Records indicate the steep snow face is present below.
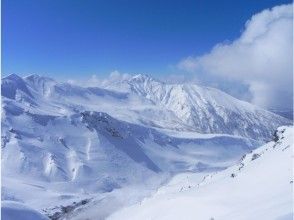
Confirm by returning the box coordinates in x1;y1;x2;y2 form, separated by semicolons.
2;74;290;141
108;126;293;220
107;74;290;140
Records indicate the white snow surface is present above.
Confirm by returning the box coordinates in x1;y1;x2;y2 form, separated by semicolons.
1;201;49;220
1;74;291;219
108;126;293;220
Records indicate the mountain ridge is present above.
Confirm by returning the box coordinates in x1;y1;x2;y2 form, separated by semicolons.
1;73;291;141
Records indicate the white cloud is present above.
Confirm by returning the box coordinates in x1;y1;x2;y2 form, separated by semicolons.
67;70;132;87
107;70;131;82
177;4;293;110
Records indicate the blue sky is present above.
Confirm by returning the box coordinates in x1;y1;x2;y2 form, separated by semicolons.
2;0;292;79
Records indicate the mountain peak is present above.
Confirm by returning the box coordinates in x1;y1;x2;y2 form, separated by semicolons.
129;74;162;84
1;74;33;100
3;74;23;81
24;74;56;83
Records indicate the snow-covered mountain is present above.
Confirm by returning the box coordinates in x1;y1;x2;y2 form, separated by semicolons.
108;126;293;220
2;74;290;140
106;74;290;140
1;74;291;219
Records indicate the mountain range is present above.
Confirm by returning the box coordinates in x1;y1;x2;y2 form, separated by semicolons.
1;73;292;220
2;74;290;140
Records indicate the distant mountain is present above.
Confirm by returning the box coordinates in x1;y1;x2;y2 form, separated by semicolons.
105;74;291;140
3;73;289;141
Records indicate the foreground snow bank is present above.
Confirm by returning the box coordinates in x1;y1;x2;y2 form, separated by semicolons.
1;201;49;220
108;126;293;220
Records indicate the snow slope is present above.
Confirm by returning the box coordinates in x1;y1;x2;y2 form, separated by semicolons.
2;107;258;218
108;126;293;220
1;201;49;220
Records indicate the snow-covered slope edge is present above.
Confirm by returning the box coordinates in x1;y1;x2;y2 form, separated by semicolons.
108;126;293;220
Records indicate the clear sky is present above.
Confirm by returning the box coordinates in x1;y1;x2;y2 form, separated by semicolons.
2;0;292;79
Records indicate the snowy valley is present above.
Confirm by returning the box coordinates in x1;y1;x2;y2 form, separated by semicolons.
1;74;292;220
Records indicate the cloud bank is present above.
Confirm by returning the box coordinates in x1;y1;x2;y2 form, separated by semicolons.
178;4;293;110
